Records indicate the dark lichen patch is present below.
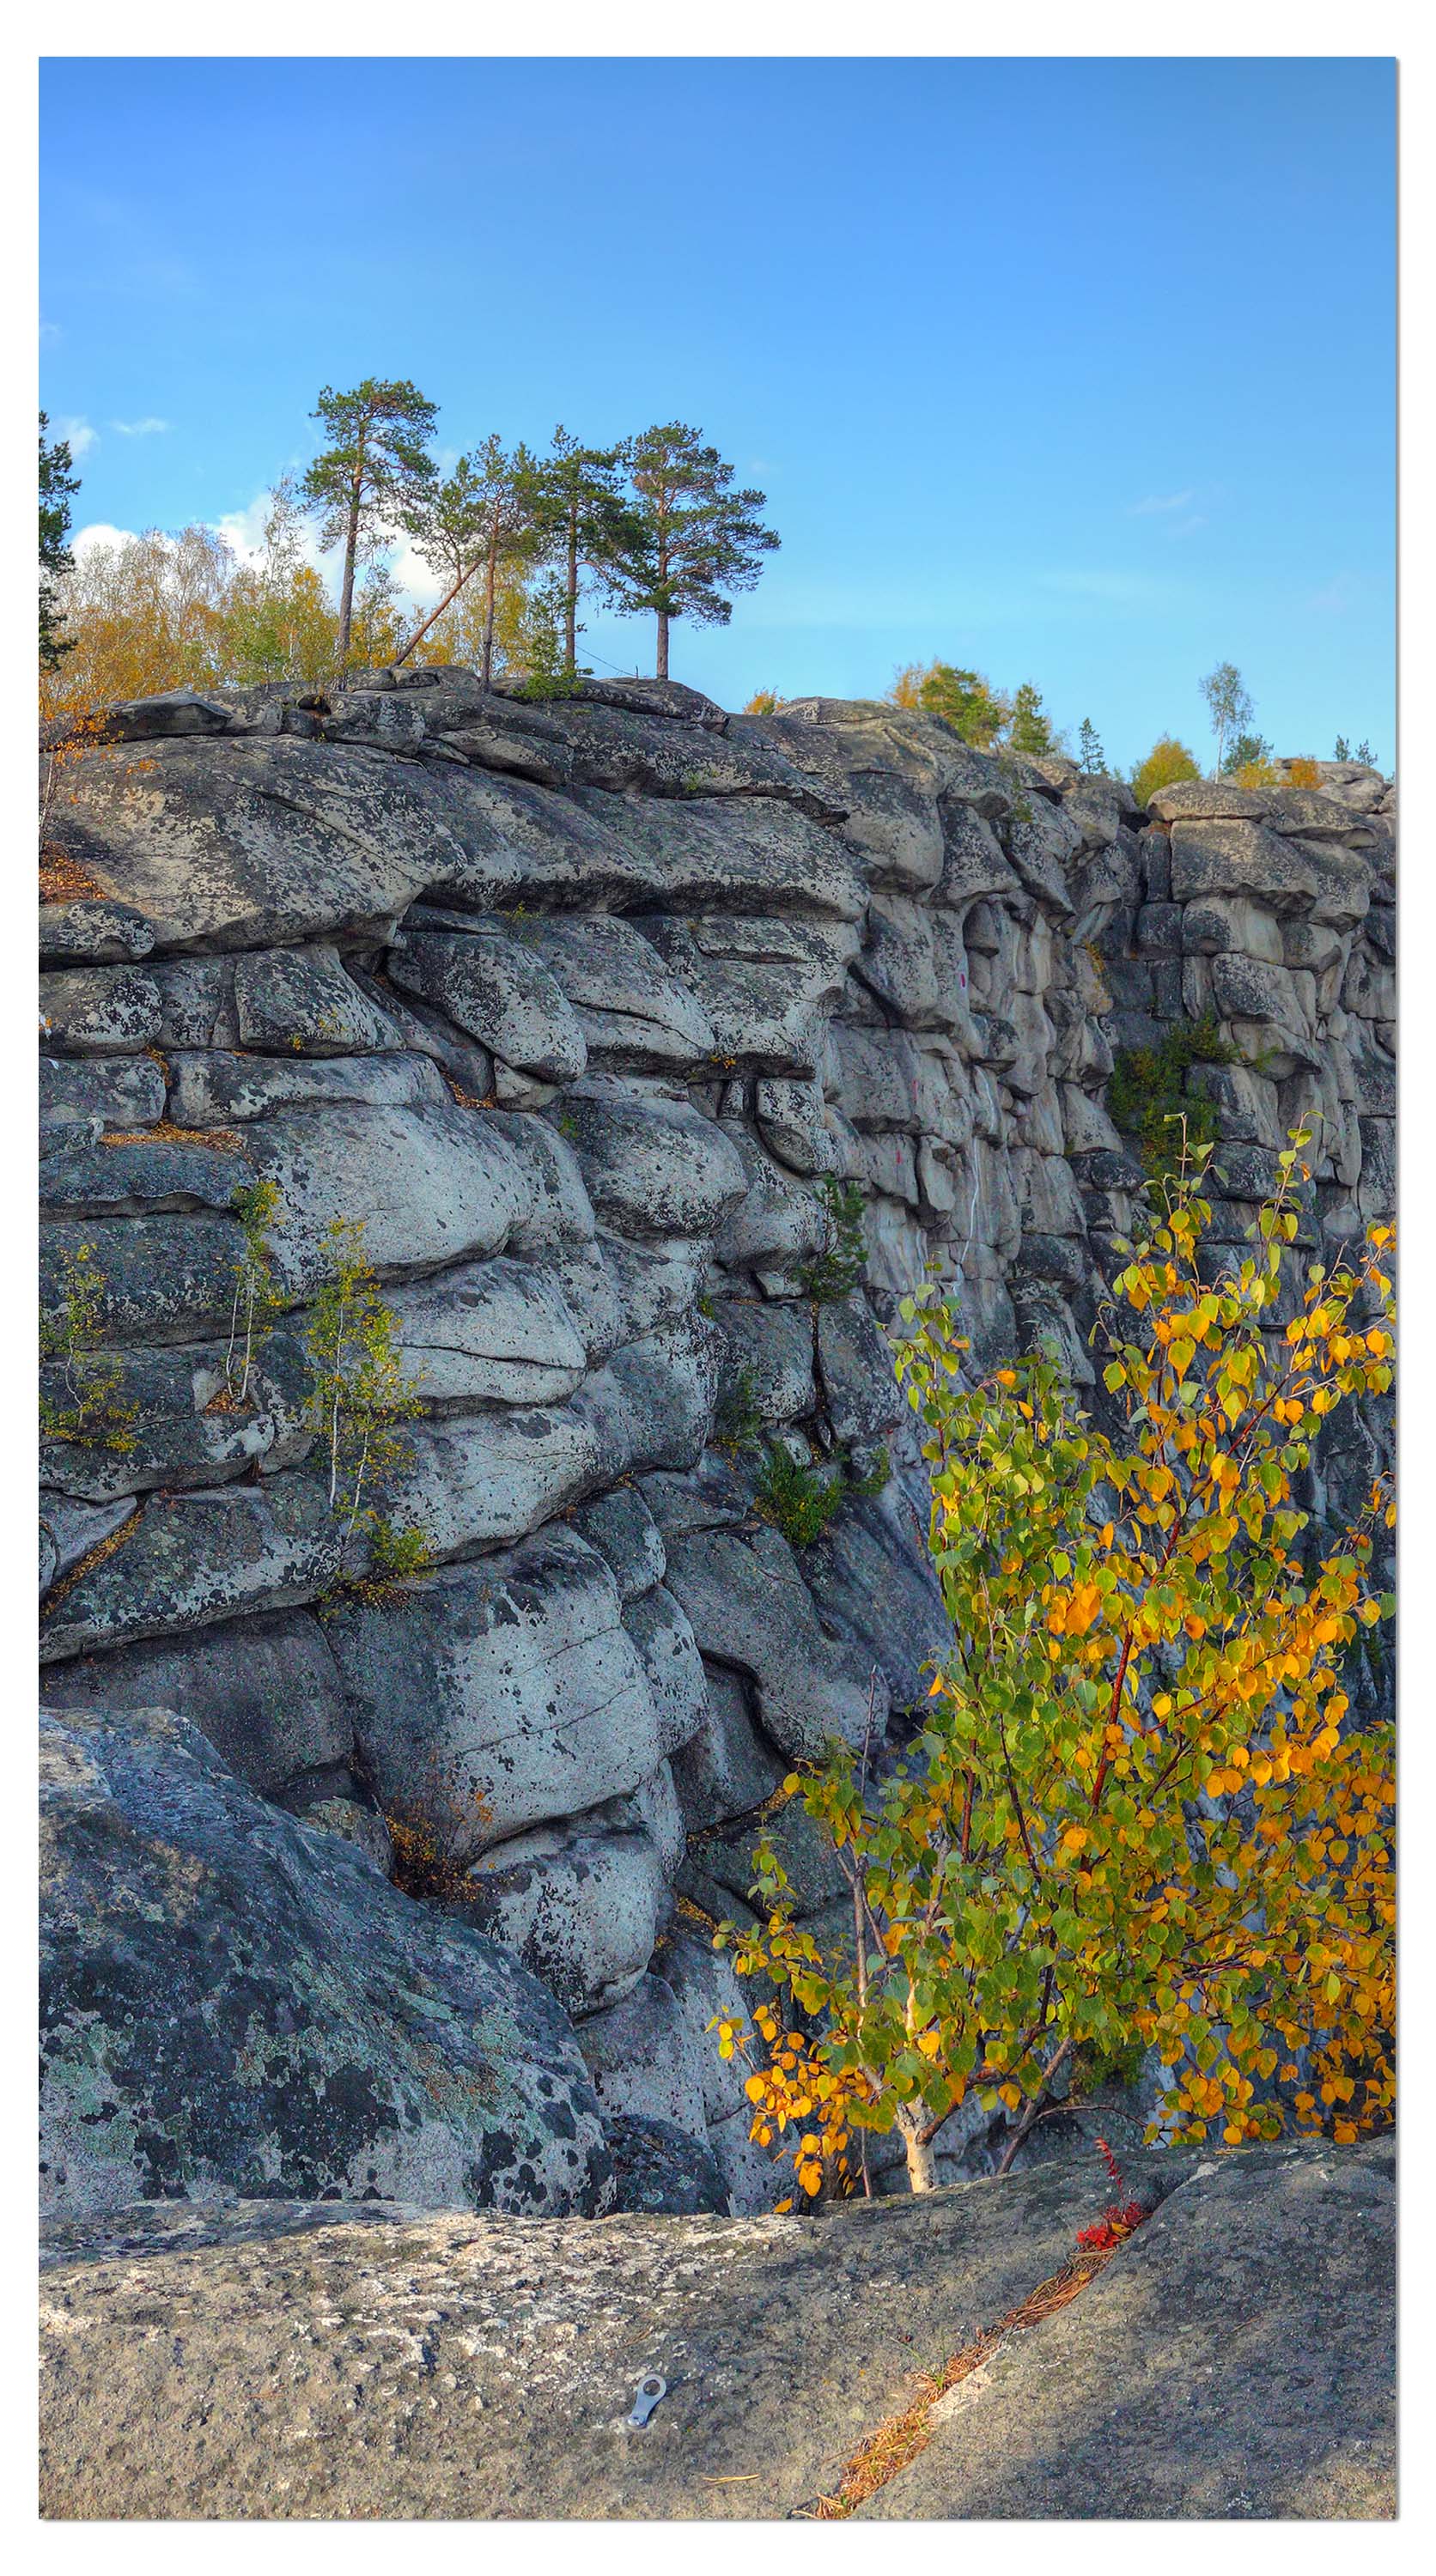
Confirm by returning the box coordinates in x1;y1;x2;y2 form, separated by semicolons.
40;1703;612;2217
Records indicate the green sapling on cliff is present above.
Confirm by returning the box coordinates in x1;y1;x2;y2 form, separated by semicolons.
304;1217;423;1540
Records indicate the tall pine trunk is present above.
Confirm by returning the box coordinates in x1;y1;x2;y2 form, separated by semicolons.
337;478;361;668
565;513;578;672
655;609;669;680
482;520;500;690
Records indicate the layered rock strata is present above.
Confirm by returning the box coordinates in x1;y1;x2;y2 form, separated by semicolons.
38;674;1395;2210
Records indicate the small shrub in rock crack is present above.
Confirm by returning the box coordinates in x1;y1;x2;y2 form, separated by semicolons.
221;1178;283;1406
1107;1013;1239;1182
304;1217;424;1538
755;1445;848;1548
714;1364;765;1459
794;1176;867;1303
40;1242;136;1454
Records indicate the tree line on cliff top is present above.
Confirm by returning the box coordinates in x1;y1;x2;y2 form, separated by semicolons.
39;383;778;712
40;404;1377;790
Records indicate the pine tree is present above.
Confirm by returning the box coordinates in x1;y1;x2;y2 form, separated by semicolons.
530;426;636;676
301;378;438;668
602;422;779;681
40;412;80;671
1007;681;1053;757
1078;717;1105;775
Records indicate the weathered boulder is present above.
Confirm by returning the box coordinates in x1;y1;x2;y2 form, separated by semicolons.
39;1700;613;2218
452;1804;673;2019
40;1478;342;1662
232;943;403;1054
40;1330;311;1501
390;921;587;1083
565;1091;748;1240
663;1520;889;1759
605;2115;729;2216
322;1527;664;1854
41;1607;355;1800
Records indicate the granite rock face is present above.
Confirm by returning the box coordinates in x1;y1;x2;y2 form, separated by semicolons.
37;2140;1392;2520
37;677;1396;2212
39;1699;613;2218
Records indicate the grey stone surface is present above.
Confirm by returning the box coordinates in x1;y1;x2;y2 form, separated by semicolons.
390;922;587;1082
167;1045;448;1124
323;1528;663;1854
664;1521;888;1759
605;2114;729;2215
233;944;402;1054
38;2142;1388;2520
861;2142;1395;2520
41;1607;354;1798
40;1214;246;1345
39;1700;612;2221
245;1102;537;1293
40;1134;252;1215
39;964;161;1053
40;1053;167;1132
452;1806;672;2018
40;900;156;964
566;1091;748;1240
622;1582;709;1759
575;1973;711;2137
40;1478;342;1662
386;1257;589;1406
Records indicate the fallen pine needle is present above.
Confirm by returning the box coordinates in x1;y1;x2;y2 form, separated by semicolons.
811;2244;1118;2518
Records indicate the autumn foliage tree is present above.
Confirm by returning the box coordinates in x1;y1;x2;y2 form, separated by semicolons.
888;660;1010;749
718;1139;1395;2198
1130;735;1201;809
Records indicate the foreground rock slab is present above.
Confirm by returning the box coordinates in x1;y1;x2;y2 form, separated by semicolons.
859;2141;1395;2522
38;2142;1391;2520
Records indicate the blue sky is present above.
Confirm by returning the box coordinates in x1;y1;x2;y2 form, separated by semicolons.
40;55;1395;768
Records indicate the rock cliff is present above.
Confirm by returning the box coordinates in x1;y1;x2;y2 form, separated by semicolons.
38;672;1395;2215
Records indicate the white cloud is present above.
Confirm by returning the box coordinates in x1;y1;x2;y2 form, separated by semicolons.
384;532;448;608
1129;489;1195;516
56;415;97;461
71;519;140;558
110;416;170;436
1307;573;1358;614
212;489;328;576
